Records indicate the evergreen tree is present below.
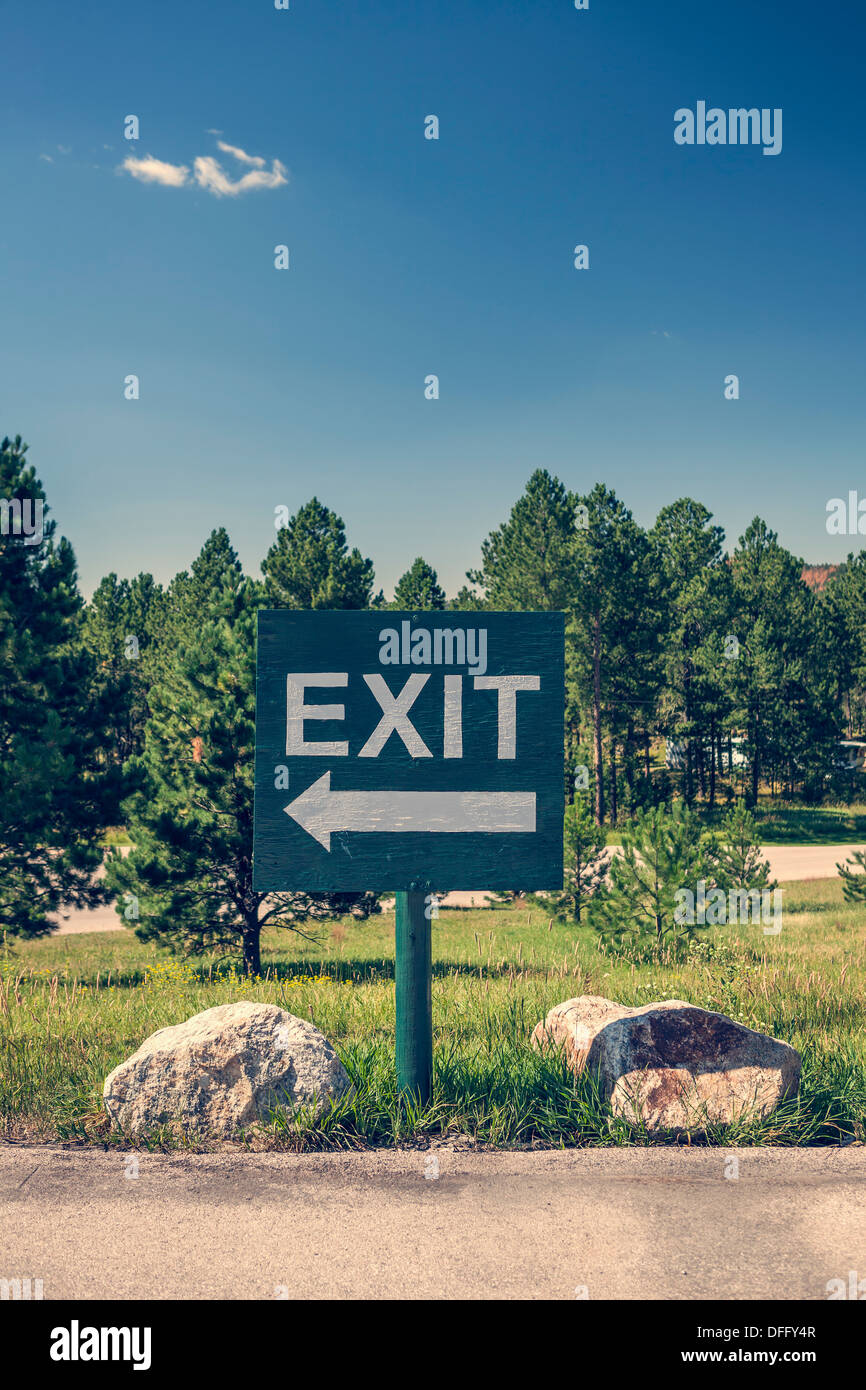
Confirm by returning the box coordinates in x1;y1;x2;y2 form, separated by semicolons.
107;540;376;975
816;557;866;739
710;798;776;894
0;436;122;937
448;584;485;611
554;798;609;921
82;571;166;763
836;849;866;903
392;557;446;609
569;485;658;825
171;528;244;623
261;498;374;609
591;802;712;951
467;470;578;609
650;500;730;807
150;529;245;677
729;520;840;803
686;564;736;809
106;568;268;973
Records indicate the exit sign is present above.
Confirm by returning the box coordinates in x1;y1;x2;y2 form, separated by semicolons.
253;611;564;892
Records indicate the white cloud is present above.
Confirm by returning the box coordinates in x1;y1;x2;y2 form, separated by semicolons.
120;137;287;197
122;154;190;188
216;140;266;168
193;154;288;197
39;153;53;163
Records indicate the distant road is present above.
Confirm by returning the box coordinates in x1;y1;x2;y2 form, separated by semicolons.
49;857;126;936
1;1146;863;1299
47;845;866;936
762;843;865;882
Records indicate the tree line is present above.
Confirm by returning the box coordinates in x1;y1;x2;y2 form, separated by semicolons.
3;434;865;966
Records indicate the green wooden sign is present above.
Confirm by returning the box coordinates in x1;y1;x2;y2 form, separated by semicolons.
253;610;564;893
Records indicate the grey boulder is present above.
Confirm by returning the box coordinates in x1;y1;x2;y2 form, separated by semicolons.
103;1001;351;1137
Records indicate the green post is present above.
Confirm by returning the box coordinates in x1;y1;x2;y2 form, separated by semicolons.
395;889;433;1102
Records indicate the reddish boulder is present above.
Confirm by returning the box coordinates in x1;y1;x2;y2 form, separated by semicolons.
532;995;800;1130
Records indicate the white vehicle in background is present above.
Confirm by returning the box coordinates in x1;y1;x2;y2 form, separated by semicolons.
665;738;747;770
834;741;866;772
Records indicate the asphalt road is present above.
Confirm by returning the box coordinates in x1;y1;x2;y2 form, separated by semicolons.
48;844;866;934
1;1146;863;1300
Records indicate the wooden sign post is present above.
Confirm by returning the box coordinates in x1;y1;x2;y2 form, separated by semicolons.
253;611;565;1103
395;890;433;1100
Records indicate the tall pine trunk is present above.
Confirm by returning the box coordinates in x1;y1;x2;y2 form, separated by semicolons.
610;738;618;826
593;614;605;824
625;718;635;793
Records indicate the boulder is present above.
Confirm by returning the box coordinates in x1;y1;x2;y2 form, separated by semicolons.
103;1001;351;1137
531;995;800;1131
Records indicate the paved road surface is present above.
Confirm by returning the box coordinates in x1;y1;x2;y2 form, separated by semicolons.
761;843;864;883
49;845;866;935
1;1146;863;1300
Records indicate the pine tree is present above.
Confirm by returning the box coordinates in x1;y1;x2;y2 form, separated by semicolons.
0;436;122;937
81;571;166;764
837;849;866;903
108;539;377;975
392;557;446;609
554;798;609;922
710;798;776;894
448;585;485;611
569;485;658;825
591;802;712;951
171;528;244;625
467;470;578;610
649;499;730;807
816;558;866;740
261;499;374;609
106;568;273;975
729;520;840;803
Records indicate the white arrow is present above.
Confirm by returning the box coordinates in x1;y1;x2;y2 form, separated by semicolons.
284;771;536;851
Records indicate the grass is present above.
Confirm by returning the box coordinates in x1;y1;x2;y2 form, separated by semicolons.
1;880;864;1151
100;828;133;847
746;801;866;845
604;800;866;846
106;800;866;853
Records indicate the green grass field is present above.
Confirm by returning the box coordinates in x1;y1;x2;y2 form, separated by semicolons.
102;802;866;852
2;877;864;1150
720;801;866;845
604;801;866;846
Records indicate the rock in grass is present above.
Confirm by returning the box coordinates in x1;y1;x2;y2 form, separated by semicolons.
103;1002;351;1137
531;995;800;1131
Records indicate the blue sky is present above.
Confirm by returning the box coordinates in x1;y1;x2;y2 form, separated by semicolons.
2;0;864;597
